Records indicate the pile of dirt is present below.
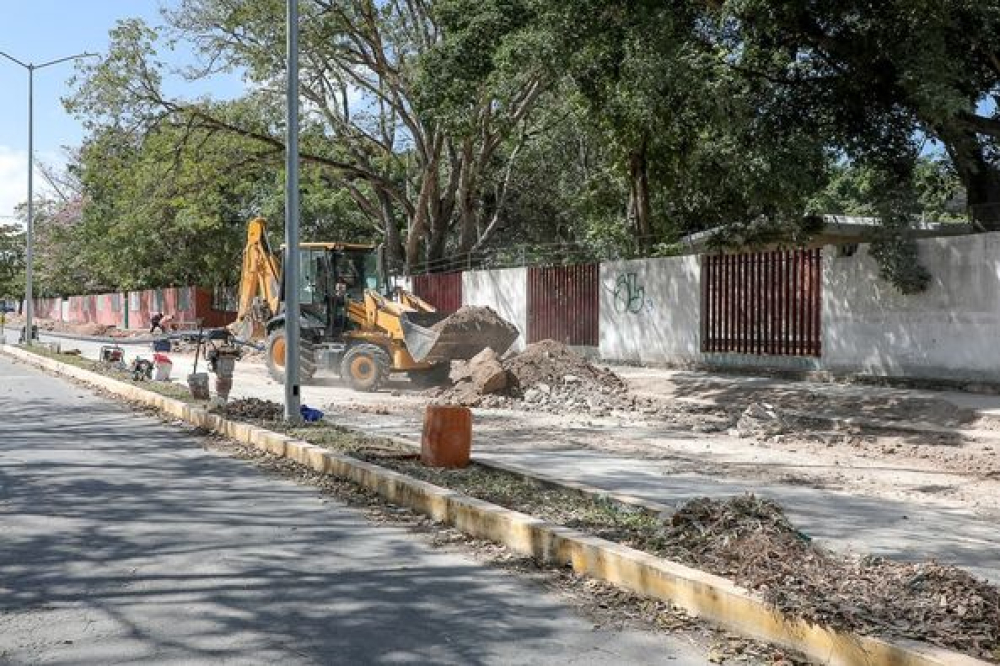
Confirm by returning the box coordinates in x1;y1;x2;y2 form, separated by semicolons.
660;495;1000;660
432;339;633;415
430;305;518;339
220;397;284;421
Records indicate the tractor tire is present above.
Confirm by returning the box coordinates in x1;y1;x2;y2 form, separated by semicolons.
265;327;317;384
341;343;390;393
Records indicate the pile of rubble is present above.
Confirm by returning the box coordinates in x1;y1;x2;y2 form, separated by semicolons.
432;339;635;416
220;397;284;421
660;495;1000;659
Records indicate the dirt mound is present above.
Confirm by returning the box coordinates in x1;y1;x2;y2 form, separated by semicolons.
432;339;631;413
660;495;1000;660
430;305;518;338
221;397;284;421
504;339;625;393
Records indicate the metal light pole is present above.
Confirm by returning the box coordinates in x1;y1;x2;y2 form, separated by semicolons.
0;50;98;346
283;0;302;421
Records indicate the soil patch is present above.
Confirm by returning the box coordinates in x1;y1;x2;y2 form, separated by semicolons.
430;305;517;338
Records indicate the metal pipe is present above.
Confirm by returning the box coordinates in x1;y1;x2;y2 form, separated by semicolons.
283;0;302;422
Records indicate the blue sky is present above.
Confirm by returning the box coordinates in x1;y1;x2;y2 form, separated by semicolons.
0;1;245;218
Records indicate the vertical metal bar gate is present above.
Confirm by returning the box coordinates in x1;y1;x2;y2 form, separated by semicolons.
701;248;821;357
412;272;463;313
527;264;599;346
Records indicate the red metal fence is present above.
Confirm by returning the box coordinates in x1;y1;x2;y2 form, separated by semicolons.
412;272;463;313
32;286;235;330
527;264;600;346
701;249;822;357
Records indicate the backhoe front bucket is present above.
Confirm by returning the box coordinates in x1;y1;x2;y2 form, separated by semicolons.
400;308;520;364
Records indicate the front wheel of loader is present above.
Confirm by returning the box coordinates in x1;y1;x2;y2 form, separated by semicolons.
341;344;390;393
265;327;317;384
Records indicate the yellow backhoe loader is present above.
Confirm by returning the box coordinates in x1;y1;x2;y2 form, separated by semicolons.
230;217;517;392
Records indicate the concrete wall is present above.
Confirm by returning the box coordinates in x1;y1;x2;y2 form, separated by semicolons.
823;232;1000;381
462;268;528;351
599;256;702;365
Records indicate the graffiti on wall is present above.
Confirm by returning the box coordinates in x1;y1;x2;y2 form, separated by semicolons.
611;272;653;314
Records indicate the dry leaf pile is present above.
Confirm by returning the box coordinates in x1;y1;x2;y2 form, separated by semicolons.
661;495;1000;661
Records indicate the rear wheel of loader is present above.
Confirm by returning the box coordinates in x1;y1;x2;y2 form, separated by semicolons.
341;344;390;392
265;327;317;383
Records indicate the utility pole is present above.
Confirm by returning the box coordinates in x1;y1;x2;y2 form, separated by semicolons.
0;50;98;346
283;0;302;422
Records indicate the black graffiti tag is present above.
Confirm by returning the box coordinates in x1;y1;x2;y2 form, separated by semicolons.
612;273;646;314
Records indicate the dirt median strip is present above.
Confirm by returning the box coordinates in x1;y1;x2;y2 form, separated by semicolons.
2;343;993;666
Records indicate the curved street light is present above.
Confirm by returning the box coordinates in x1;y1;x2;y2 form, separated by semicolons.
0;49;99;345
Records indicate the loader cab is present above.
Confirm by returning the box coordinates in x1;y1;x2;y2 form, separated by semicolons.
294;243;381;336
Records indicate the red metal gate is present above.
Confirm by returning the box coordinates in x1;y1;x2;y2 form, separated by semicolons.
412;272;463;313
701;249;822;357
527;264;599;346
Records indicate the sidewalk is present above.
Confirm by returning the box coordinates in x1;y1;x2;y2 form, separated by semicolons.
329;408;1000;585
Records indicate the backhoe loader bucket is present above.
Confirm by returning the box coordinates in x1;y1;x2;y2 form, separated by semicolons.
400;307;520;364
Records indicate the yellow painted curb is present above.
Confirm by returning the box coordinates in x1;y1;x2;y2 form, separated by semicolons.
2;344;989;666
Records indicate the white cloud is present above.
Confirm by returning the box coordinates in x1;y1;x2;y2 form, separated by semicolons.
0;145;62;221
0;145;27;220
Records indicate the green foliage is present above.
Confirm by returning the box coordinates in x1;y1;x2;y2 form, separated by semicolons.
57;0;1000;294
0;223;25;301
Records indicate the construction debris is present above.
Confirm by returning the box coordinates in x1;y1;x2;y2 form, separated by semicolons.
733;402;790;438
446;347;509;404
220;397;284;421
432;339;631;415
659;495;1000;660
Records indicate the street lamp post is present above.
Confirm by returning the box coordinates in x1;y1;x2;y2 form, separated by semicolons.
284;0;302;422
0;50;98;345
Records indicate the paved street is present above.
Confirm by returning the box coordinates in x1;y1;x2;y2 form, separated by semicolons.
0;354;709;665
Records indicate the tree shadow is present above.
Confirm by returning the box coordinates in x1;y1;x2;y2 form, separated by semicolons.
0;391;628;665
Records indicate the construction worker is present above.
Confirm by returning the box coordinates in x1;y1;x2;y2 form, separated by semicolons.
150;312;166;334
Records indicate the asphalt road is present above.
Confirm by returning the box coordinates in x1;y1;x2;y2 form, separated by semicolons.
0;354;709;665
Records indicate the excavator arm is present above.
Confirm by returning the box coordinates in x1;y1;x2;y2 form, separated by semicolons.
231;217;282;341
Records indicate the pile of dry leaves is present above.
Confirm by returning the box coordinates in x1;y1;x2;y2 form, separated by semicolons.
661;495;1000;661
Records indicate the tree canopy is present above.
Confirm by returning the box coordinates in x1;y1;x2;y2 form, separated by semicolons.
8;0;992;297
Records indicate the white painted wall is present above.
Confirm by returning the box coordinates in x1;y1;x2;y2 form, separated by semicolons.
462;267;529;351
823;232;1000;381
599;256;702;364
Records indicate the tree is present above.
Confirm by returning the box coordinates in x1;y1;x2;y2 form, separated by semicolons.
67;3;549;273
425;0;831;253
706;0;1000;229
0;223;25;305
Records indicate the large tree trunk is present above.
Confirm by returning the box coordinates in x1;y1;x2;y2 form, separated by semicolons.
940;125;1000;230
377;189;404;273
965;167;1000;230
627;137;652;253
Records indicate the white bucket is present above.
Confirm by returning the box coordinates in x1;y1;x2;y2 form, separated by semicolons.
154;361;172;381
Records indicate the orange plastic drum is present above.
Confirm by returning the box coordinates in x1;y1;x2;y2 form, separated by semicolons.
421;405;472;468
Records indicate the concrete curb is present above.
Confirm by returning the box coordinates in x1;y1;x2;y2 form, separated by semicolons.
2;344;989;666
